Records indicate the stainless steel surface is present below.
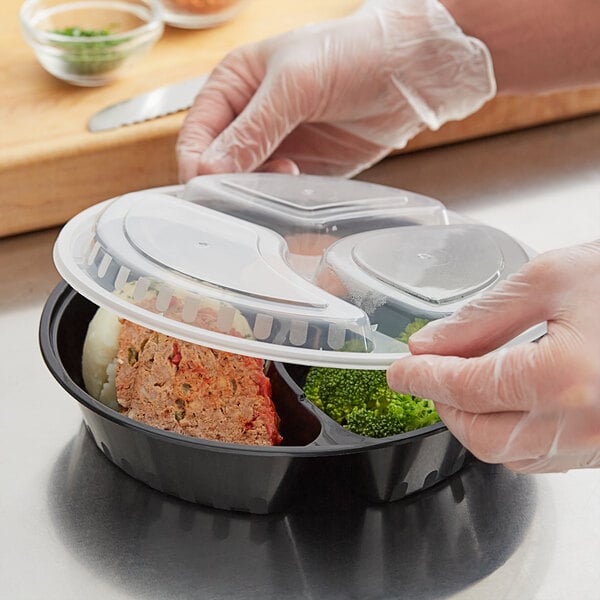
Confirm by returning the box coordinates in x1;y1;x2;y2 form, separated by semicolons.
88;74;208;132
2;114;599;599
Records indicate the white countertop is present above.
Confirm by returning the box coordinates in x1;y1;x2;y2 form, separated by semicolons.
1;113;599;600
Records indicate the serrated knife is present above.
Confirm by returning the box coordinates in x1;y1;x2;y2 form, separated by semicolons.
88;74;209;132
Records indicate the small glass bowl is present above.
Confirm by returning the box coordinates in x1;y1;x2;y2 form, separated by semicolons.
157;0;247;29
20;0;164;87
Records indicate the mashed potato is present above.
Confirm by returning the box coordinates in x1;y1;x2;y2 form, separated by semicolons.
81;307;121;409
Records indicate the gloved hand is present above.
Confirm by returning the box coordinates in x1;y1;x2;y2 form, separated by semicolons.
387;241;600;474
177;0;496;182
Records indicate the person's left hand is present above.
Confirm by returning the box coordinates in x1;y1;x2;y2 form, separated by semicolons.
386;240;600;474
176;0;495;182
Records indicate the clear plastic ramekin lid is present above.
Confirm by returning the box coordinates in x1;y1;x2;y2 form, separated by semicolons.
53;174;538;368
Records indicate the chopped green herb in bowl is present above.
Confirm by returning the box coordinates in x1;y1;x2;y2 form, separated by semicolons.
20;0;163;86
53;26;116;37
50;26;131;76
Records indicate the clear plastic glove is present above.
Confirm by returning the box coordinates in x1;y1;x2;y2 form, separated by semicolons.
177;0;495;182
387;241;600;474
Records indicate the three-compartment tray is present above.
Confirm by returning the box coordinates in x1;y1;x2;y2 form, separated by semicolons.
40;174;542;513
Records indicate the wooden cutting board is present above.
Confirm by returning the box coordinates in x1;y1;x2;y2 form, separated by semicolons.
2;0;599;238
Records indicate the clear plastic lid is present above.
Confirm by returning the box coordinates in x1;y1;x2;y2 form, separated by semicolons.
53;174;536;368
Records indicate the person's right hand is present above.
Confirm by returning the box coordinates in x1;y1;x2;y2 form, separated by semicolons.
177;0;496;182
387;241;600;474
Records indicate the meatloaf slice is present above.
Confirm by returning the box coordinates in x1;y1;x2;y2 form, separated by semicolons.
115;319;282;446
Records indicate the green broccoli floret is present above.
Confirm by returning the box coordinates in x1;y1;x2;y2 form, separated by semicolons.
303;366;440;438
346;407;407;438
303;367;383;423
397;317;430;344
385;394;440;433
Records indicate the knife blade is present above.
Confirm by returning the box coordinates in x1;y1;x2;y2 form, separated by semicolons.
88;74;209;132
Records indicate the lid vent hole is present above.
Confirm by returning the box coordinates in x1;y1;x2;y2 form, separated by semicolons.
216;304;235;333
97;253;112;279
289;320;308;346
182;298;199;323
133;277;150;303
254;314;273;340
114;266;130;292
155;286;173;312
327;324;346;350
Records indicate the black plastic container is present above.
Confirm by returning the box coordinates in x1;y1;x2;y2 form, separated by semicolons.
40;282;469;514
